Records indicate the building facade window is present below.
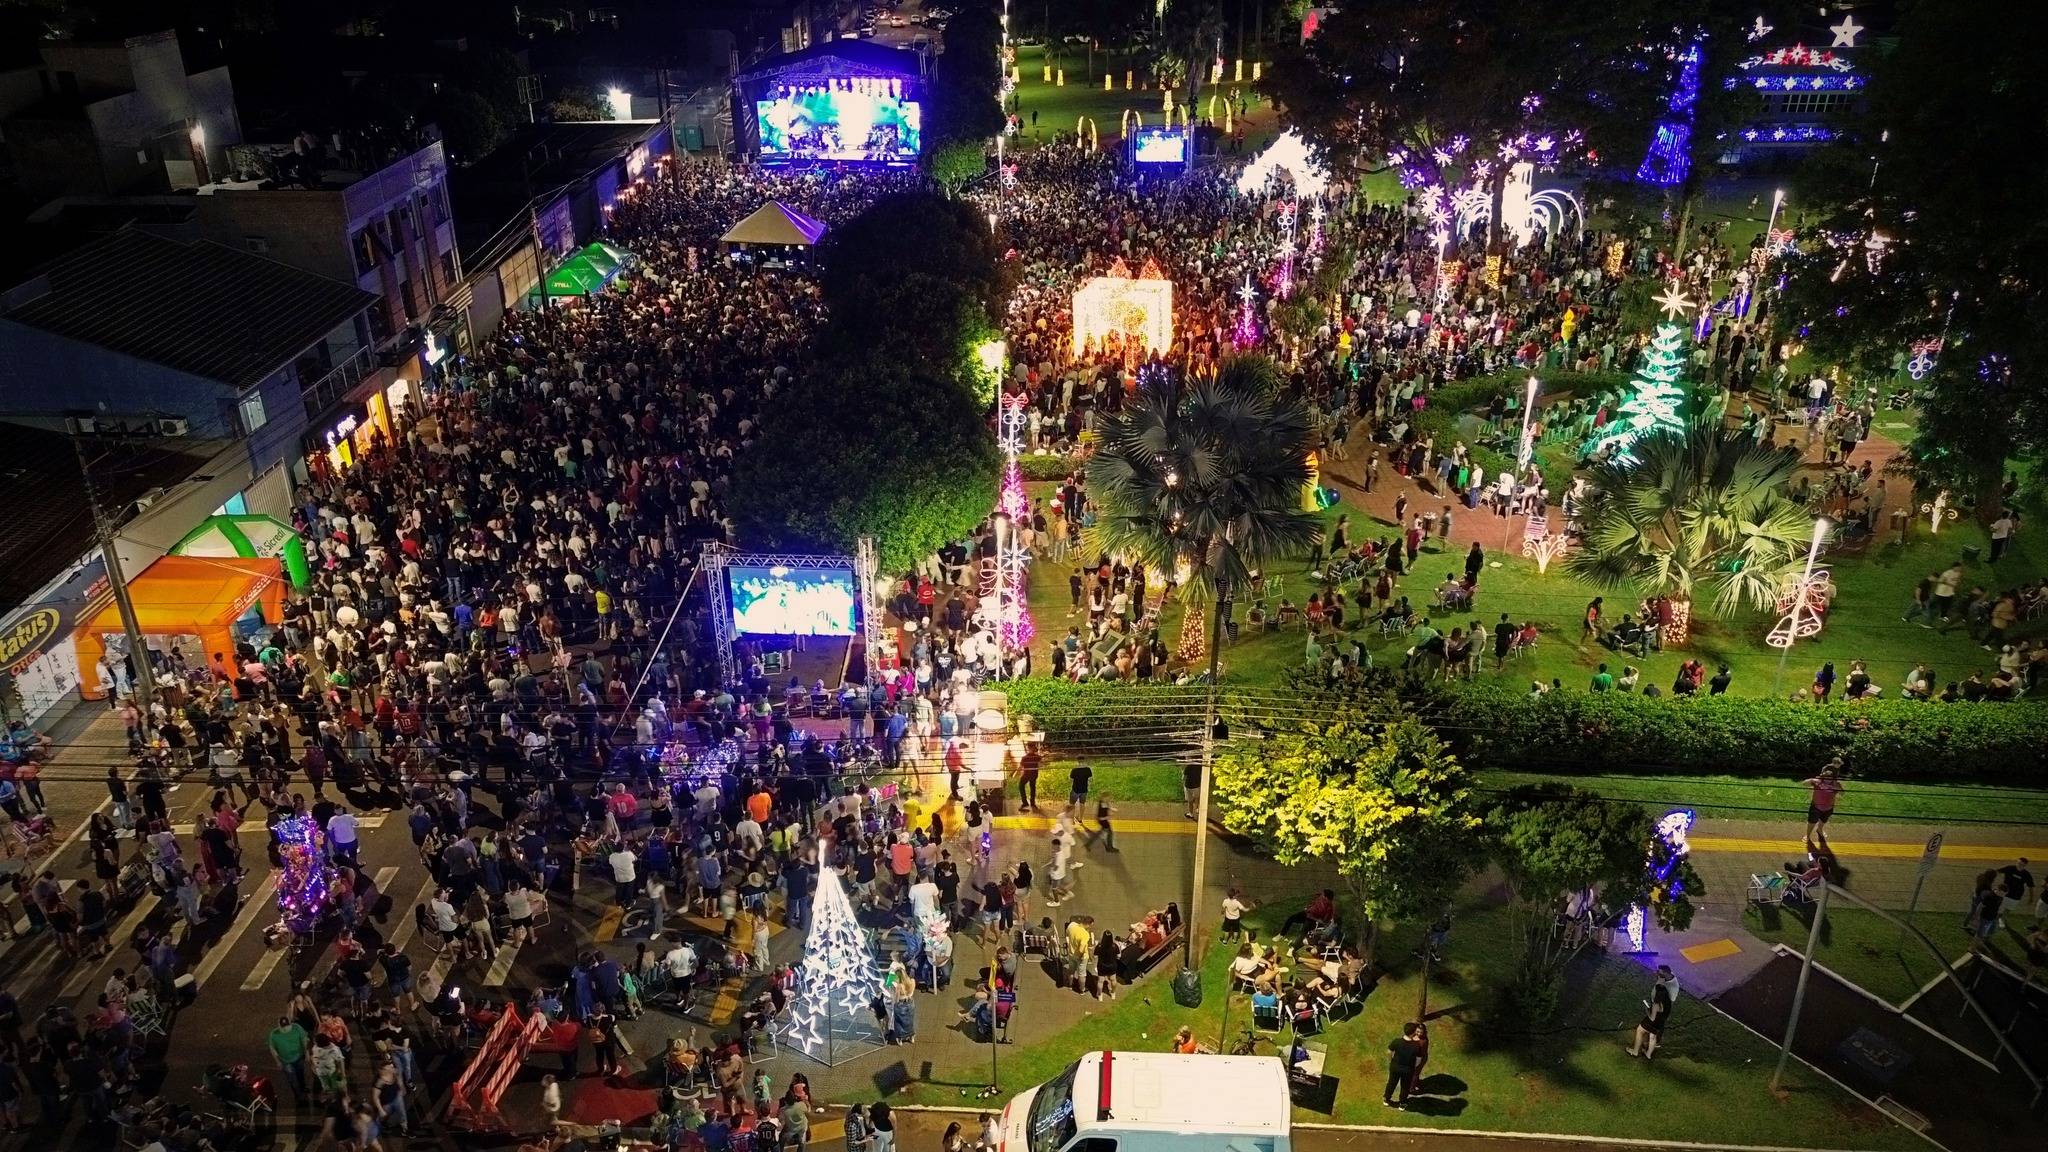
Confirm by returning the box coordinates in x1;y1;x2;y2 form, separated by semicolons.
237;391;268;435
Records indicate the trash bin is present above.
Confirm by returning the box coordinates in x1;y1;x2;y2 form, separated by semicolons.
1889;508;1909;543
1962;544;1982;562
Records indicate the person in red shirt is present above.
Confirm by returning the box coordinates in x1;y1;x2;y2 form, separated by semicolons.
1801;763;1843;846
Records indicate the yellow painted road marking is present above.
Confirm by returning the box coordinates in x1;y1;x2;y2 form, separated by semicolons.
1680;938;1743;964
1689;835;2047;862
991;815;2044;862
593;905;624;943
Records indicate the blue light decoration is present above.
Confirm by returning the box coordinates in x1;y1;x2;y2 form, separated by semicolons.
1626;808;1696;952
274;815;331;937
1730;123;1837;143
1635;41;1703;187
1724;74;1864;91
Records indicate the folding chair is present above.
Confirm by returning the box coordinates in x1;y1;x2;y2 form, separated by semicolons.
1250;993;1283;1033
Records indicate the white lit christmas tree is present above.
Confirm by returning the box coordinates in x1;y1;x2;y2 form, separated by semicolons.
1586;287;1696;464
781;857;885;1065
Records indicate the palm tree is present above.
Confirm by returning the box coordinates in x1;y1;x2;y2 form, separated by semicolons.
1567;408;1819;645
1085;354;1322;973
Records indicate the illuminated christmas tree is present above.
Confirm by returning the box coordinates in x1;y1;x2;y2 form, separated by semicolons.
273;815;331;939
1176;605;1207;664
780;861;885;1065
1586;297;1695;464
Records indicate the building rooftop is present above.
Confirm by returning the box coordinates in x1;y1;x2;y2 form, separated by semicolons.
450;120;662;258
1;228;377;389
0;424;221;607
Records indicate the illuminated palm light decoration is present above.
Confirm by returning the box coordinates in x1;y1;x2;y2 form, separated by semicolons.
780;854;885;1065
1625;809;1696;953
1521;515;1570;573
1071;257;1173;358
1921;489;1957;535
993;393;1036;659
1766;569;1835;649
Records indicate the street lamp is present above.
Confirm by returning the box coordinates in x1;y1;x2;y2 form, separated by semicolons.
1770;517;1831;694
1503;375;1539;550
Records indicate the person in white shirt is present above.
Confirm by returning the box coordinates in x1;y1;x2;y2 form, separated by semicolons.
608;845;639;907
327;809;360;864
733;816;764;852
663;940;698;983
502;881;535;944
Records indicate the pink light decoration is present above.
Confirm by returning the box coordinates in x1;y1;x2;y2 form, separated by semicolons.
1232;275;1260;348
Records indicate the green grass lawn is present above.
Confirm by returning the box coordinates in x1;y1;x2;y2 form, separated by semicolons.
1029;482;2047;706
1743;905;1983;1007
898;901;1923;1149
1006;42;1282;152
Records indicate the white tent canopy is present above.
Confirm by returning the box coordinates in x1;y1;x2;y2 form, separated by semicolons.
721;201;829;247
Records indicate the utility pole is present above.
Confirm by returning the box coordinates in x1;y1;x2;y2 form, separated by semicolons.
1772;880;1831;1091
71;435;158;743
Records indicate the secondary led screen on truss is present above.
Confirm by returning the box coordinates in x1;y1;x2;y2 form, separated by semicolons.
1132;127;1188;164
728;566;858;636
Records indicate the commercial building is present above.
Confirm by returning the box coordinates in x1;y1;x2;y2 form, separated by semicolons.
0;30;241;202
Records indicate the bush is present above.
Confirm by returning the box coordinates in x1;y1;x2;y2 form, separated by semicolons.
1017;452;1084;481
998;674;2048;782
1415;683;2048;781
1410;370;1627;496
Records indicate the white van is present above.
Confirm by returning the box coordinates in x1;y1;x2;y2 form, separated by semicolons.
999;1052;1292;1152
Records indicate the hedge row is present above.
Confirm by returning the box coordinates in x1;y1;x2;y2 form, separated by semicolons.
997;676;2048;781
1416;684;2048;781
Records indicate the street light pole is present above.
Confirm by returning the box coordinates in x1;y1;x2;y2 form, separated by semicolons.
1503;374;1539;552
1772;879;1831;1091
1770;518;1830;695
71;435;158;742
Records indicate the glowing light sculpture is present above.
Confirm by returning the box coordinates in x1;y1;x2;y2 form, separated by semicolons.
1626;809;1696;952
1765;568;1834;649
1636;41;1703;187
1586;301;1695;464
1921;489;1957;534
273;815;331;943
1071;258;1173;357
780;856;886;1065
1232;274;1260;348
1235;129;1329;198
994;394;1036;660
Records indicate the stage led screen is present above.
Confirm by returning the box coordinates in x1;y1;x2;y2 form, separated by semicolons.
756;88;922;163
1132;128;1188;164
728;566;858;636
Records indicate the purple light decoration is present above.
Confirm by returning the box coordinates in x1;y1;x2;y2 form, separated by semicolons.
1636;41;1703;187
1232;275;1260;349
997;460;1034;650
274;815;330;936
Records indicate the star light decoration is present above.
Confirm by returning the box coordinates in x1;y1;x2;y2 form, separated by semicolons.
779;857;886;1065
1829;15;1864;48
1653;284;1695;322
1231;274;1261;348
994;395;1036;652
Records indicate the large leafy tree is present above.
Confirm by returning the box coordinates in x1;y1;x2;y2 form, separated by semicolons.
732;356;999;571
1779;0;2048;516
1213;712;1483;964
1567;409;1815;638
929;0;1006;147
1487;785;1678;1020
820;191;1010;321
1264;0;1665;245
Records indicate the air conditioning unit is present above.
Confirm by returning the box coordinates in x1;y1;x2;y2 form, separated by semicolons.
155;417;190;437
63;416;92;435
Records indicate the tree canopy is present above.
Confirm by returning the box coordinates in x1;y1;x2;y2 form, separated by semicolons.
1213;710;1483;957
1780;0;2048;513
819;191;1010;320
